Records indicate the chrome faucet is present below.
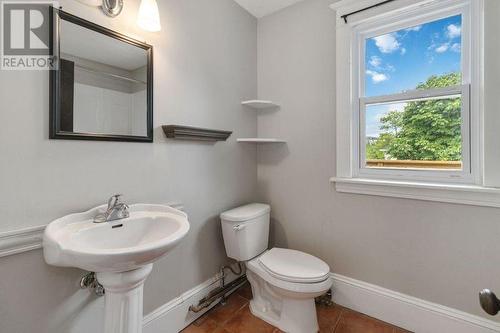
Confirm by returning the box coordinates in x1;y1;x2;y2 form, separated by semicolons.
94;194;130;223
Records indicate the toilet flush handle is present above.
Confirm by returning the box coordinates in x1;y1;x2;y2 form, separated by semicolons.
233;224;246;231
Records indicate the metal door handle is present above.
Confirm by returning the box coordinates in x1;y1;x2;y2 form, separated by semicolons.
479;289;500;316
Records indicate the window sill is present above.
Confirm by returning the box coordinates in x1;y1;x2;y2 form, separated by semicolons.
330;177;500;208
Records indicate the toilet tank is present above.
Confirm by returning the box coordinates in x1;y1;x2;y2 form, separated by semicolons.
220;203;271;262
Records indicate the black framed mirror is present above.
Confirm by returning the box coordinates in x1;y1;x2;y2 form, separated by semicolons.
50;9;153;142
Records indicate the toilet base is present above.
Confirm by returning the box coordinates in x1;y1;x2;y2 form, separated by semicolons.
249;297;319;333
246;261;331;333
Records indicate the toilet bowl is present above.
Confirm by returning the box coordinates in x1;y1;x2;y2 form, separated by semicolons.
220;204;332;333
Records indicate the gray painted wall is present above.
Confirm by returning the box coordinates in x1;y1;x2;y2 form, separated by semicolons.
0;0;257;332
1;0;499;331
257;0;500;320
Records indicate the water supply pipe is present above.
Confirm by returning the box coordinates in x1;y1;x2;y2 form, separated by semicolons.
189;275;247;313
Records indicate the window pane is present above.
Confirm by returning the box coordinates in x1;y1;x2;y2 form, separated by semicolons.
364;15;462;97
365;96;462;170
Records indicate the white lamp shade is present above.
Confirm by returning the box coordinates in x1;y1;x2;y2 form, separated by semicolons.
137;0;161;32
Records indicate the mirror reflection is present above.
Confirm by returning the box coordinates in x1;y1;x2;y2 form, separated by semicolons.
51;10;153;142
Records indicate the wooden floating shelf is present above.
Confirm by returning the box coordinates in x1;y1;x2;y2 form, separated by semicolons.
237;138;286;144
162;125;232;142
241;100;280;109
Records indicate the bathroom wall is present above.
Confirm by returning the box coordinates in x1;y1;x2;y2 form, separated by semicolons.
0;0;257;332
73;83;147;135
257;0;500;320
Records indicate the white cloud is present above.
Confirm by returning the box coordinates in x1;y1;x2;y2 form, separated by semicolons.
451;43;461;52
405;25;422;32
435;43;450;53
389;103;406;113
369;56;382;68
427;23;462;55
367;55;396;75
400;47;407;55
366;70;389;83
375;103;406;121
446;24;461;39
373;33;401;53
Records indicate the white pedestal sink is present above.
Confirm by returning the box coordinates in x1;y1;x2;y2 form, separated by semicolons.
43;204;190;333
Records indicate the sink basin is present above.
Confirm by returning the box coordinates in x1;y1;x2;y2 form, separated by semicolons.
43;204;190;333
44;204;190;272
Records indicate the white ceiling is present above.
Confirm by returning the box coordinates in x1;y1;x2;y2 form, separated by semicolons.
233;0;305;18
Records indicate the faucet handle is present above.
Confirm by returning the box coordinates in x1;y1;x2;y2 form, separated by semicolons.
107;194;123;209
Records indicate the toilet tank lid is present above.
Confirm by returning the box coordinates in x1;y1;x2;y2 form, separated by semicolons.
220;203;271;222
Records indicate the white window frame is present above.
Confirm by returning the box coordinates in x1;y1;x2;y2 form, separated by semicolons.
329;0;500;208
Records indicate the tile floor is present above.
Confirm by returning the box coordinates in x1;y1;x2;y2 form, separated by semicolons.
182;283;410;333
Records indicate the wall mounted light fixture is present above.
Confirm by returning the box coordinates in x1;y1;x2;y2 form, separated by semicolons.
137;0;161;32
101;0;123;17
74;0;161;32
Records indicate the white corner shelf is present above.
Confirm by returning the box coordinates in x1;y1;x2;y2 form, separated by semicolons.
241;100;280;109
237;138;286;144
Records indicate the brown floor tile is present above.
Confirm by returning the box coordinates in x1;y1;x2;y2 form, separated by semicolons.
223;304;276;333
393;328;412;333
181;318;218;333
185;285;408;333
207;294;248;325
235;282;253;300
334;309;394;333
191;313;215;327
317;304;343;332
213;328;231;333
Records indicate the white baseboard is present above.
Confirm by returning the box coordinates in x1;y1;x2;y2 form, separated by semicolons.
142;271;500;333
143;273;243;333
331;273;500;333
143;274;221;333
115;266;500;333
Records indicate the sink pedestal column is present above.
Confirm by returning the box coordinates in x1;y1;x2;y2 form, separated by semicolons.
97;264;153;333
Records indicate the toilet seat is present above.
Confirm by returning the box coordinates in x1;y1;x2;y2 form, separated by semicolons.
246;255;332;296
258;248;330;284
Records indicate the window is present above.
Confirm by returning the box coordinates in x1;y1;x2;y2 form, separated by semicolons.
353;2;473;183
331;0;497;207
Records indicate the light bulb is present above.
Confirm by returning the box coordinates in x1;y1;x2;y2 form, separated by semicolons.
137;0;161;32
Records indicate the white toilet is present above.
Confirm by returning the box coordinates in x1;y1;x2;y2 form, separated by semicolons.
220;203;332;333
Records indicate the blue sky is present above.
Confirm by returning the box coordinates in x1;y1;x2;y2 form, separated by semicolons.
365;15;462;137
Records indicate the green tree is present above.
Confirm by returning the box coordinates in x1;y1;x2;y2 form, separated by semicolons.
367;72;462;161
380;110;403;135
366;133;394;160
